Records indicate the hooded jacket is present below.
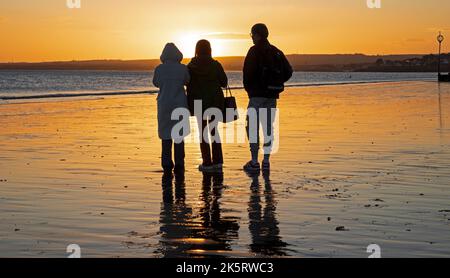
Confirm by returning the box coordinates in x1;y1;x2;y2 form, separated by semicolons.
187;55;228;115
153;43;190;140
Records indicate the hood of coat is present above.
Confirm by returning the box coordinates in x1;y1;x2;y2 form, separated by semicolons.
160;43;183;63
188;55;216;76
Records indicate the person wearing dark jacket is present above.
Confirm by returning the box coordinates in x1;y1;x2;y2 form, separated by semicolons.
243;23;293;172
187;40;228;173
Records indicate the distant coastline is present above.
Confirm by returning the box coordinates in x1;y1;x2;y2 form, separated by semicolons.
1;53;447;72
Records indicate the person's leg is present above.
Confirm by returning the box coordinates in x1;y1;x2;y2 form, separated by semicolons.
244;98;262;172
246;98;261;163
161;140;174;171
198;118;213;166
261;99;277;165
211;142;223;165
174;140;185;172
209;119;223;165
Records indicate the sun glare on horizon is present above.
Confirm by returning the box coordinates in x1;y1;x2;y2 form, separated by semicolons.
175;32;249;58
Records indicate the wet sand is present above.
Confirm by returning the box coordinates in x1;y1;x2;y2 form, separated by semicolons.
1;81;450;258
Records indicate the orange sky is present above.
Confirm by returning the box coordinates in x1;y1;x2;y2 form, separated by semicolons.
1;0;449;62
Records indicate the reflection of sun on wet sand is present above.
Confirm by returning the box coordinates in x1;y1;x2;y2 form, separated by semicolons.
0;81;450;257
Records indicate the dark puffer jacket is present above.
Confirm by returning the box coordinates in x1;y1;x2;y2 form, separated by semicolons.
187;55;228;115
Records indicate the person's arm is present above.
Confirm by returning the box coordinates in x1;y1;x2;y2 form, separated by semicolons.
281;51;293;82
184;67;190;86
217;62;228;88
243;47;258;92
152;67;161;88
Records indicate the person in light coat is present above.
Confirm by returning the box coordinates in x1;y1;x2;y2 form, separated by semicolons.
153;43;190;174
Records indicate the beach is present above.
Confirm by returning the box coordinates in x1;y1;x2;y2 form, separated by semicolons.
1;81;449;258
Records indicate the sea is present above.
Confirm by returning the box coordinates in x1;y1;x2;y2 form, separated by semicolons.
0;70;436;101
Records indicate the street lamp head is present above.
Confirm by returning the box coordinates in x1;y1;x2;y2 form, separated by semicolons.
437;32;444;44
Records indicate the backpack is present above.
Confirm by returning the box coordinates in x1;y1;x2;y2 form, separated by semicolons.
260;45;291;94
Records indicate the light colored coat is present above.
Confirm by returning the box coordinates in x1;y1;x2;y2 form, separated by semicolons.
153;43;190;140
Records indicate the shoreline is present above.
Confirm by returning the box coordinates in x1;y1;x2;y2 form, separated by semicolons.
0;79;437;104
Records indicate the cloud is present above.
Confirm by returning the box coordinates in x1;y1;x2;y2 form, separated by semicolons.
405;38;425;43
204;32;249;40
427;27;450;33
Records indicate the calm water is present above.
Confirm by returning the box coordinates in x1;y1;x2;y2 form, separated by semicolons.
0;70;436;100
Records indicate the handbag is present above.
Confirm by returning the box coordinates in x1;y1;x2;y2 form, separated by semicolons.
223;86;239;123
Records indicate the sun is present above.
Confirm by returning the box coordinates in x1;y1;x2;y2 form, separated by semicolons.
174;32;227;58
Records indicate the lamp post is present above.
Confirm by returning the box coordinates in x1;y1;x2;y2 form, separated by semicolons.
437;32;444;76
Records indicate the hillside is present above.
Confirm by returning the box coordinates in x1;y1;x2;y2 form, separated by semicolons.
0;54;426;71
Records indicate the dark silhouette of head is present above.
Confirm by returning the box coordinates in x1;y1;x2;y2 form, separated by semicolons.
251;23;269;45
195;39;212;58
160;43;183;63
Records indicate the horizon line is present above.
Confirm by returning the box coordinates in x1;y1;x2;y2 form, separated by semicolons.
1;53;442;64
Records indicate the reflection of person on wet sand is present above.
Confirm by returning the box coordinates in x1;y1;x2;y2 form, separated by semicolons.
196;173;240;255
158;172;239;257
158;173;194;258
248;171;288;256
